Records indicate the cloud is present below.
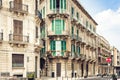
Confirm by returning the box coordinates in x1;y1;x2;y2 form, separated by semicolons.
94;8;120;49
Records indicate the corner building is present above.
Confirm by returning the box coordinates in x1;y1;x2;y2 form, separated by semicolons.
0;0;41;78
38;0;98;78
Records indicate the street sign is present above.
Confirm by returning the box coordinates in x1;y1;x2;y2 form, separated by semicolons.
106;57;111;63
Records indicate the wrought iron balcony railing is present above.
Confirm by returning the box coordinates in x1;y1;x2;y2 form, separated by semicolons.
0;32;3;41
9;34;29;43
0;0;2;8
9;1;28;14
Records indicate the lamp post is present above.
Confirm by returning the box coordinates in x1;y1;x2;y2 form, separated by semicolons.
106;57;111;80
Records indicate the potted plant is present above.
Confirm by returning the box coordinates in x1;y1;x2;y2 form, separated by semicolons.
112;74;117;80
27;73;35;80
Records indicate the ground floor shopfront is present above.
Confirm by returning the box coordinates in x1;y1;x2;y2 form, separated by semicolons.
40;58;98;78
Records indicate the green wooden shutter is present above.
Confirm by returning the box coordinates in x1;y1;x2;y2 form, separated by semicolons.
78;47;80;55
55;20;61;34
43;7;45;18
52;20;54;31
77;29;79;38
64;0;66;9
53;41;56;56
53;0;56;9
50;0;52;9
71;26;74;35
61;41;66;56
61;20;65;31
60;0;63;9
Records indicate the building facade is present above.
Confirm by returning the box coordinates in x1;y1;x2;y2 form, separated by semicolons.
36;0;98;78
97;35;112;75
0;0;41;78
113;47;120;76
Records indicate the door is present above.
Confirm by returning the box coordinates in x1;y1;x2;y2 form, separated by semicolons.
14;0;22;10
13;20;23;41
56;63;61;77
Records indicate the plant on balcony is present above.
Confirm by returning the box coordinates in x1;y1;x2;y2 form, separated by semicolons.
27;72;35;80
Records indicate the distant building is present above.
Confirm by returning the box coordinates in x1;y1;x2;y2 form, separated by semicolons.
113;47;120;76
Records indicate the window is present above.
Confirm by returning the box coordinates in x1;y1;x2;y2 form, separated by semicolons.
86;21;88;28
76;46;80;56
12;54;24;67
50;40;66;56
76;12;79;20
13;20;23;41
40;26;45;38
90;24;92;30
77;29;79;37
71;44;75;53
71;26;74;35
93;27;96;32
36;26;38;38
52;19;65;34
50;0;66;10
71;7;74;17
43;7;45;18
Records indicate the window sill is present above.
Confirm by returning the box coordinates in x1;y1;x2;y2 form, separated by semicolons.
12;67;25;69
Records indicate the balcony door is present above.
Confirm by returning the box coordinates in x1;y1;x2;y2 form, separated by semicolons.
14;0;22;10
13;20;23;41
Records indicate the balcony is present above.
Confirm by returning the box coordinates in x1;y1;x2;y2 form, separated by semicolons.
9;1;28;14
81;54;86;61
76;36;82;42
47;50;69;59
40;34;45;40
0;0;2;9
70;34;77;40
9;34;29;46
47;9;69;18
47;30;69;37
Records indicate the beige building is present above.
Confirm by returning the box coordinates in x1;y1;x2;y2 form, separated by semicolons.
36;0;98;78
0;0;41;78
113;47;120;76
97;35;112;75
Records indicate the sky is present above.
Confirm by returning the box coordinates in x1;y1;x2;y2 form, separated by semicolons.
79;0;120;50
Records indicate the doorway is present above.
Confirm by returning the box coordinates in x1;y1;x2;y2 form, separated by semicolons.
56;63;61;77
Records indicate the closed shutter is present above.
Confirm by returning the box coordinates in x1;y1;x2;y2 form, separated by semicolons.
77;29;79;38
52;20;54;31
43;7;45;18
53;0;56;9
55;20;61;34
61;20;65;31
14;0;22;10
13;20;23;41
71;26;74;35
50;0;52;9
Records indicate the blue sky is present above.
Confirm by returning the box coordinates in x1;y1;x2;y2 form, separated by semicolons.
79;0;120;50
79;0;120;15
